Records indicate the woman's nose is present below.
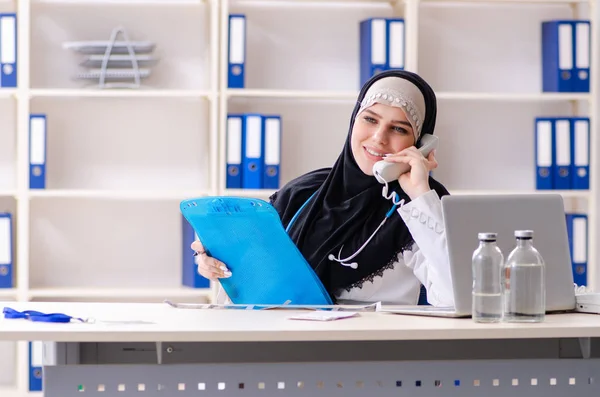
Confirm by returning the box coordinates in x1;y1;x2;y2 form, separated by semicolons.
372;126;387;143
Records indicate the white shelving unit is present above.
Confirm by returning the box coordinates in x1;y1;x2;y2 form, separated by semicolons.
2;0;219;300
0;0;597;395
1;0;220;395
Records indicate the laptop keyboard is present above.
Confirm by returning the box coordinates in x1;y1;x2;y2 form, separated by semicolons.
406;306;454;311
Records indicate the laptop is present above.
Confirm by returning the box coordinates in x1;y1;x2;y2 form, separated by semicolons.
382;193;577;318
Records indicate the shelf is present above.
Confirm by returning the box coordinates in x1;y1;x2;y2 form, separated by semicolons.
28;189;210;201
227;89;358;100
230;0;400;7
220;189;590;199
27;287;211;300
221;189;277;198
227;89;590;102
31;0;206;4
225;189;588;199
436;92;591;101
421;0;588;4
29;89;213;99
0;388;35;397
0;190;16;198
0;288;17;299
0;89;16;99
449;189;590;198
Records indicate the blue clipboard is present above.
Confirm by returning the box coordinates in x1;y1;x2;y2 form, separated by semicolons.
180;196;333;305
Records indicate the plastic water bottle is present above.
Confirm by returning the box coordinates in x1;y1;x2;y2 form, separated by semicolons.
503;230;546;323
471;232;503;322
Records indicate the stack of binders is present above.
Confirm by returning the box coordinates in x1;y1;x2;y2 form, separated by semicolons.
534;117;590;191
541;19;590;92
226;113;282;190
359;17;405;87
0;13;17;88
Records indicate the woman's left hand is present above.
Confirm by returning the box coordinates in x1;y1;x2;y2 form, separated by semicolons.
383;147;438;200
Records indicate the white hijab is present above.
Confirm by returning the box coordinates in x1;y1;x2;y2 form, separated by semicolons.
355;76;427;142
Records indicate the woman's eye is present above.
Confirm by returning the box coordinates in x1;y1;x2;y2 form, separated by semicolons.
393;127;407;134
364;116;376;123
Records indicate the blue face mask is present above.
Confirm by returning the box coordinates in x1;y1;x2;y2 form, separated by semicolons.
3;306;86;323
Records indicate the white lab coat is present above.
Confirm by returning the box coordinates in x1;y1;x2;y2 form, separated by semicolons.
335;189;455;307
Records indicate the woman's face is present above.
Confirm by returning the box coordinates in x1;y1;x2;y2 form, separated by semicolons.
350;103;416;176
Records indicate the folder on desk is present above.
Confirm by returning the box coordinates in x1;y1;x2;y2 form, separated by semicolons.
263;115;281;189
0;13;17;88
0;212;12;289
28;341;43;391
571;117;590;189
535;117;554;190
242;114;264;189
542;20;575;92
573;20;590;92
228;14;246;89
29;114;47;189
181;215;210;289
566;213;588;286
226;114;243;189
553;118;572;190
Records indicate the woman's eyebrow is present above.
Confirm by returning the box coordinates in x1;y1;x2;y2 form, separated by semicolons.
364;108;412;128
392;120;412;127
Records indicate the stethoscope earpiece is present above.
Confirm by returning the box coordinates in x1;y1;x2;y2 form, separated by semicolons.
327;196;399;271
329;246;362;270
328;251;359;270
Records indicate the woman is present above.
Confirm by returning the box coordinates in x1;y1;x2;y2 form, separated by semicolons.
192;70;454;307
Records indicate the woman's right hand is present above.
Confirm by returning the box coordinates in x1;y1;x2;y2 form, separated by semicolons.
190;240;232;281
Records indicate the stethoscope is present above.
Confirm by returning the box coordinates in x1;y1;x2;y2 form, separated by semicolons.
285;177;401;270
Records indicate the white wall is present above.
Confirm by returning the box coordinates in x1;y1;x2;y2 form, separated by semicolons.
234;2;398;91
0;99;16;191
29;97;210;191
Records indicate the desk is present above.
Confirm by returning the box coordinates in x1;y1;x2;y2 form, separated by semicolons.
1;301;600;396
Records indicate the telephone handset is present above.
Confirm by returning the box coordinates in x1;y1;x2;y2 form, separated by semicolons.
372;134;439;184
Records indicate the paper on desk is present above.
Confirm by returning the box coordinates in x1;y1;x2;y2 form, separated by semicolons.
287;311;359;321
163;300;381;312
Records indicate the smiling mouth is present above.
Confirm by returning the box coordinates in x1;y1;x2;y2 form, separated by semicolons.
363;146;388;160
